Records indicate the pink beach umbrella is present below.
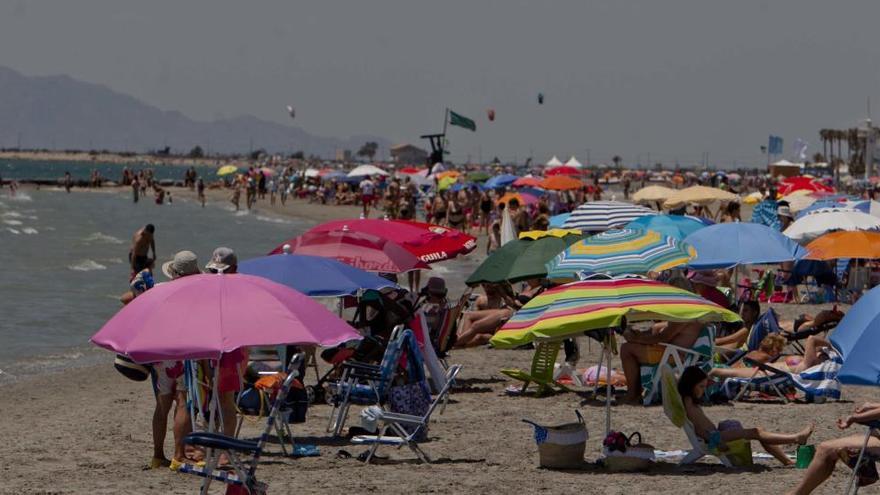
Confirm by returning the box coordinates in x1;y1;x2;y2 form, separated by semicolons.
90;274;361;363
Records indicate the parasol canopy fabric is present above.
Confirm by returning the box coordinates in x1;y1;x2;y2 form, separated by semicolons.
490;278;740;349
540;175;584;191
804;231;880;260
777;176;834;196
465;230;584;285
684;222;806;269
663;185;738;209
513;176;544;187
91;274;361;363
624;215;708;241
546;229;695;281
545;166;581;176
348;164;389;177
830;285;880;386
562;201;655;232
307;219;477;263
497;192;539;207
270;230;429;273
239;253;397;297
783;208;880;242
632;185;676;204
484;174;519;189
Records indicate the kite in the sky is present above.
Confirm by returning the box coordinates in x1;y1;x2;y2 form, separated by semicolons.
537;93;544;105
286;105;295;119
487;108;495;121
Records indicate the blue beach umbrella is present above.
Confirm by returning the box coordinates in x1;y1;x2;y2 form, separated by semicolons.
484;174;519;189
239;253;397;297
625;215;707;241
831;286;880;386
683;222;806;270
549;213;571;228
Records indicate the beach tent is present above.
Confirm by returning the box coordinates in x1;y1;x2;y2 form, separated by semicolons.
565;156;584;168
545;156;564;167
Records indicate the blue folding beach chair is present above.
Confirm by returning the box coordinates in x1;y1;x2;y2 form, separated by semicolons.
721;350;843;403
721;308;782;366
326;327;411;436
179;353;304;495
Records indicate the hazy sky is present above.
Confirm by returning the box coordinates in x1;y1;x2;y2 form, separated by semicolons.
2;0;880;166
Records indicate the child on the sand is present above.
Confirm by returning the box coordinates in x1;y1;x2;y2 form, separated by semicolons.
678;366;814;466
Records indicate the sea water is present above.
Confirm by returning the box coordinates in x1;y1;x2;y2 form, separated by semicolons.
0;186;306;381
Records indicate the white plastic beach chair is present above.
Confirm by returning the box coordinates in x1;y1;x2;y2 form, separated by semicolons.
659;364;736;467
352;365;462;464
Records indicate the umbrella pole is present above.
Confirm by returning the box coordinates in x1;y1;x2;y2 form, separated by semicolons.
604;329;613;435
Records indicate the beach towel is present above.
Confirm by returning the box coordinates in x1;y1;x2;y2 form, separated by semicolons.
720;349;842;400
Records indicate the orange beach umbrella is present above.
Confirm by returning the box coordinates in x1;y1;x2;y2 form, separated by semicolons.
541;175;584;191
805;231;880;260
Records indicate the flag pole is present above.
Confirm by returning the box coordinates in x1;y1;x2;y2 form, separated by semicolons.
442;108;449;136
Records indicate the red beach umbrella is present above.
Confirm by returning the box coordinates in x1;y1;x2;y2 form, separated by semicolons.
270;230;429;273
545;166;581;176
308;219;477;263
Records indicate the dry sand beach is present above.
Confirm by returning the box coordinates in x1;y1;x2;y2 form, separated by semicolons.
0;185;868;495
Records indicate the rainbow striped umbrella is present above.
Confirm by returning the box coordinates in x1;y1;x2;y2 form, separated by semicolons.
546;228;695;281
490;278;740;349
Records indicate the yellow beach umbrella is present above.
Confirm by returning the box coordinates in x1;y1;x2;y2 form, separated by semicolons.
632;185;676;204
217;165;238;176
664;185;738;209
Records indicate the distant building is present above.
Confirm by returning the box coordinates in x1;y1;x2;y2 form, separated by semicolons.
335;149;352;162
390;144;428;165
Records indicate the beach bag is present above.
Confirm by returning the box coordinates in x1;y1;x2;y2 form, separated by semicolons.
602;431;656;472
388;382;431;441
114;354;150;382
522;411;588;469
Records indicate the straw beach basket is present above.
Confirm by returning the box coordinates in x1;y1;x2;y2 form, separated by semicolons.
522;411;588;469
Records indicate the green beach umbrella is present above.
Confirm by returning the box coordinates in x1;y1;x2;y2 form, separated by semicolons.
465;229;584;285
467;171;491;183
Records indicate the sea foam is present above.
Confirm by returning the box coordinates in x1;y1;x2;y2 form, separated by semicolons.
68;260;108;272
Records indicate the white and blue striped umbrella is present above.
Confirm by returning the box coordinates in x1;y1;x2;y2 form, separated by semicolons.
561;201;656;232
546;228;695;281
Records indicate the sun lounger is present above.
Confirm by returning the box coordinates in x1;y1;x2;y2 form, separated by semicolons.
640;324;716;406
179;353;305;495
500;340;570;396
659;364;750;467
719;309;782;366
720;349;842;403
352;365;462;464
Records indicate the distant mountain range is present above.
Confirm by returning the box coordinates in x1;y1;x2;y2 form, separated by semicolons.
0;66;389;157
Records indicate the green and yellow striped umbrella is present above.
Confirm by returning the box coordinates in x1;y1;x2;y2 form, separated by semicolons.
546;228;695;281
490;278;740;349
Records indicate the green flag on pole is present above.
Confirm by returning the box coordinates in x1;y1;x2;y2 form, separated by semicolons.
448;110;476;132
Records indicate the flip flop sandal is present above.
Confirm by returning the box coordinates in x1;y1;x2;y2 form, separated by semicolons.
335;449;353;460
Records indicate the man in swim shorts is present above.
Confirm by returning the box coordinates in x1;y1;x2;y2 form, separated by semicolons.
129;224;156;277
619;320;704;405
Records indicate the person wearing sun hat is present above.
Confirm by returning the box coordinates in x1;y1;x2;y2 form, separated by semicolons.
204;246;246;443
687;270;730;308
205;247;238;274
776;204;794;231
161;250;201;280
